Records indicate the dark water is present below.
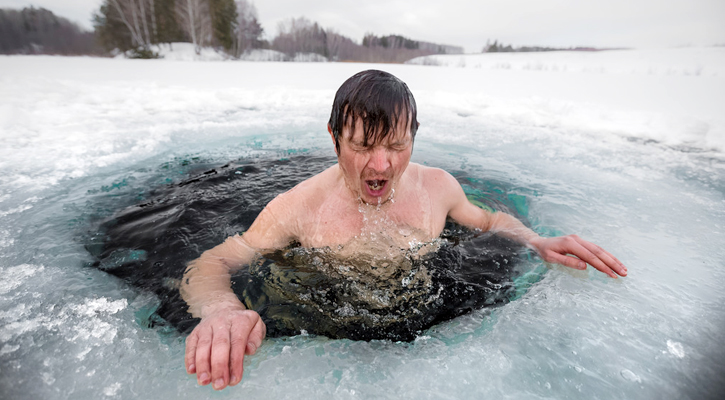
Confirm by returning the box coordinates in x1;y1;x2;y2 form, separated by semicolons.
83;154;536;341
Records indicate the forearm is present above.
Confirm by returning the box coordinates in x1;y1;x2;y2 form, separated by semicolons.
485;211;541;247
180;254;245;318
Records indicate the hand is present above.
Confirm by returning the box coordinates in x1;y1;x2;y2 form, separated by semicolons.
185;309;266;390
529;234;627;278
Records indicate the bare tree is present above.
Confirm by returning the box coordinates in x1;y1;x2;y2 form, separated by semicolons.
107;0;157;48
272;17;327;57
175;0;212;54
232;0;263;57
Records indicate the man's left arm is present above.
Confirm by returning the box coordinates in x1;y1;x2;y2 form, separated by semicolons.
437;170;627;278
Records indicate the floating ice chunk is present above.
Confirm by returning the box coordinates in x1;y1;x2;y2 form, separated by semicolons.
620;369;641;383
666;340;685;358
41;372;56;386
69;320;118;344
103;382;122;396
0;264;44;294
76;347;93;360
0;344;20;355
68;297;128;317
0;230;13;247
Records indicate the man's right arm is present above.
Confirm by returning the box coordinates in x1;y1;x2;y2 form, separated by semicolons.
180;195;297;390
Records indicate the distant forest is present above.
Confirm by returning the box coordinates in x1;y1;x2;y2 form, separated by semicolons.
0;7;101;55
1;2;610;61
93;0;463;61
481;39;619;53
0;1;462;62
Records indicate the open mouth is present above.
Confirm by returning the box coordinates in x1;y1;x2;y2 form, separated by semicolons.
366;179;386;191
364;179;388;197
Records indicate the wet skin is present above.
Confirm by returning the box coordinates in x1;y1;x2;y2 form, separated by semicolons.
334;120;413;205
180;118;628;390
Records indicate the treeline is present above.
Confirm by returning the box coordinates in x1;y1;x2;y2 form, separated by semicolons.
94;0;263;57
94;0;460;61
0;7;101;55
483;40;612;53
273;17;462;63
1;1;463;62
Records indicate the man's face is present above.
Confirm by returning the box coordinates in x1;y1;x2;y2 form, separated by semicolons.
332;117;413;205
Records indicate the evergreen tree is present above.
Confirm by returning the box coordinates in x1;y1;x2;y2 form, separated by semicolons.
93;2;134;51
154;0;185;44
208;0;236;50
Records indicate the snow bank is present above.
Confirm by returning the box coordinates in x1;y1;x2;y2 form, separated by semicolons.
115;43;328;63
237;49;328;62
407;47;725;78
238;48;288;62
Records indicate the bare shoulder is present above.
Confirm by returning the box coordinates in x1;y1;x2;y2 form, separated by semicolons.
407;163;467;213
262;164;340;219
279;164;340;203
408;163;460;191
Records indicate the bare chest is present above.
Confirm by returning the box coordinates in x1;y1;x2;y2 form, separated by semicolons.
297;192;446;249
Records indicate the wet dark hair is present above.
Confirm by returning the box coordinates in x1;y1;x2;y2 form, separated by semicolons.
328;70;419;154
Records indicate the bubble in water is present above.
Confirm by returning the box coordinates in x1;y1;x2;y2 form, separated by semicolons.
666;340;685;358
620;369;641;383
103;382;121;396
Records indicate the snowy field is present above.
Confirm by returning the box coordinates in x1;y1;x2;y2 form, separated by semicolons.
1;47;724;399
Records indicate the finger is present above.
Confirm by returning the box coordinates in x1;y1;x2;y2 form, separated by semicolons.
544;251;587;270
246;316;266;356
185;331;199;374
578;240;628;276
228;315;250;387
210;324;231;390
566;240;618;278
194;325;213;386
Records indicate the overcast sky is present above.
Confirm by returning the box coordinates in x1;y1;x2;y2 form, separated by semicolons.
2;0;723;52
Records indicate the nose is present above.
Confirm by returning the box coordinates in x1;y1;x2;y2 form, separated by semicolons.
367;147;391;173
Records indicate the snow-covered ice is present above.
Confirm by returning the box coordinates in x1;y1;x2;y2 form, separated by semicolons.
0;47;724;399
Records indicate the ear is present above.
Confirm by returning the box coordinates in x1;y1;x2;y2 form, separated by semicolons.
328;124;339;155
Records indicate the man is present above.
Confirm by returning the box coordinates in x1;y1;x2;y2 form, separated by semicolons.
180;70;627;390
